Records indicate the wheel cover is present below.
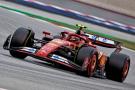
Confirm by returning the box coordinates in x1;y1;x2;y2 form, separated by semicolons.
87;55;97;76
122;60;129;80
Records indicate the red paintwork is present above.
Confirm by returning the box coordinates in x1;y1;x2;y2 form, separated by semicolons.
43;31;51;36
17;49;75;70
36;39;76;57
36;32;97;58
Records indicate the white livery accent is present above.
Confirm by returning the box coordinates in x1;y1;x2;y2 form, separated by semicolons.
86;33;115;45
51;54;69;64
21;47;37;53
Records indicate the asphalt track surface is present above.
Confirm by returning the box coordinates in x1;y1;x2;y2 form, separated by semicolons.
0;3;135;90
37;0;135;25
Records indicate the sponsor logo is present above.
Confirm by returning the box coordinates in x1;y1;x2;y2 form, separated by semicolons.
21;47;37;53
51;54;68;64
86;34;115;45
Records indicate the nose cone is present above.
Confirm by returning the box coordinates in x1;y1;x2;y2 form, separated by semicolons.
36;49;48;57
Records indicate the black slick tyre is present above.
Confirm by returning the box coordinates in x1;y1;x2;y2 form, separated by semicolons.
9;27;34;59
106;53;130;82
76;46;98;77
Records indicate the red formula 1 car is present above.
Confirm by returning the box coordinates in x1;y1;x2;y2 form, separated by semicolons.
3;26;130;82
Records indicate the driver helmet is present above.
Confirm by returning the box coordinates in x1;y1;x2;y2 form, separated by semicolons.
76;24;87;35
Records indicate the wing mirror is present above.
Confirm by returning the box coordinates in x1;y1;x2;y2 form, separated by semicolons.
43;31;51;36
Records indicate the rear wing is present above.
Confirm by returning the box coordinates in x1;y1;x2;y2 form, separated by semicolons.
85;33;121;48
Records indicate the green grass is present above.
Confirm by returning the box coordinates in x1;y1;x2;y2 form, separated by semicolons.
0;5;135;50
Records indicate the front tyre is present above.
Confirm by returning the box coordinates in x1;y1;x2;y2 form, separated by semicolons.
106;53;130;82
76;46;98;77
9;27;35;59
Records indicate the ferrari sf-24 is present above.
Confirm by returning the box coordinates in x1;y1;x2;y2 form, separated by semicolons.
3;24;130;82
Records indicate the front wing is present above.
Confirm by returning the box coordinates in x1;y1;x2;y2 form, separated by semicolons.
5;46;83;71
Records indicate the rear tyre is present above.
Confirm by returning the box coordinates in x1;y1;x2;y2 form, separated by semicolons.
9;27;35;59
76;46;98;77
106;53;130;82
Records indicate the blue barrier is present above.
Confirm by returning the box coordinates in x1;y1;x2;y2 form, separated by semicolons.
6;0;135;35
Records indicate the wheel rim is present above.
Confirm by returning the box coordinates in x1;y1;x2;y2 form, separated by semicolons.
122;60;129;80
87;55;97;76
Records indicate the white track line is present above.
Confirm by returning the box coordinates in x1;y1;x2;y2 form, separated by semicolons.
122;47;135;53
5;9;135;52
0;88;8;90
33;18;76;32
8;10;26;16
